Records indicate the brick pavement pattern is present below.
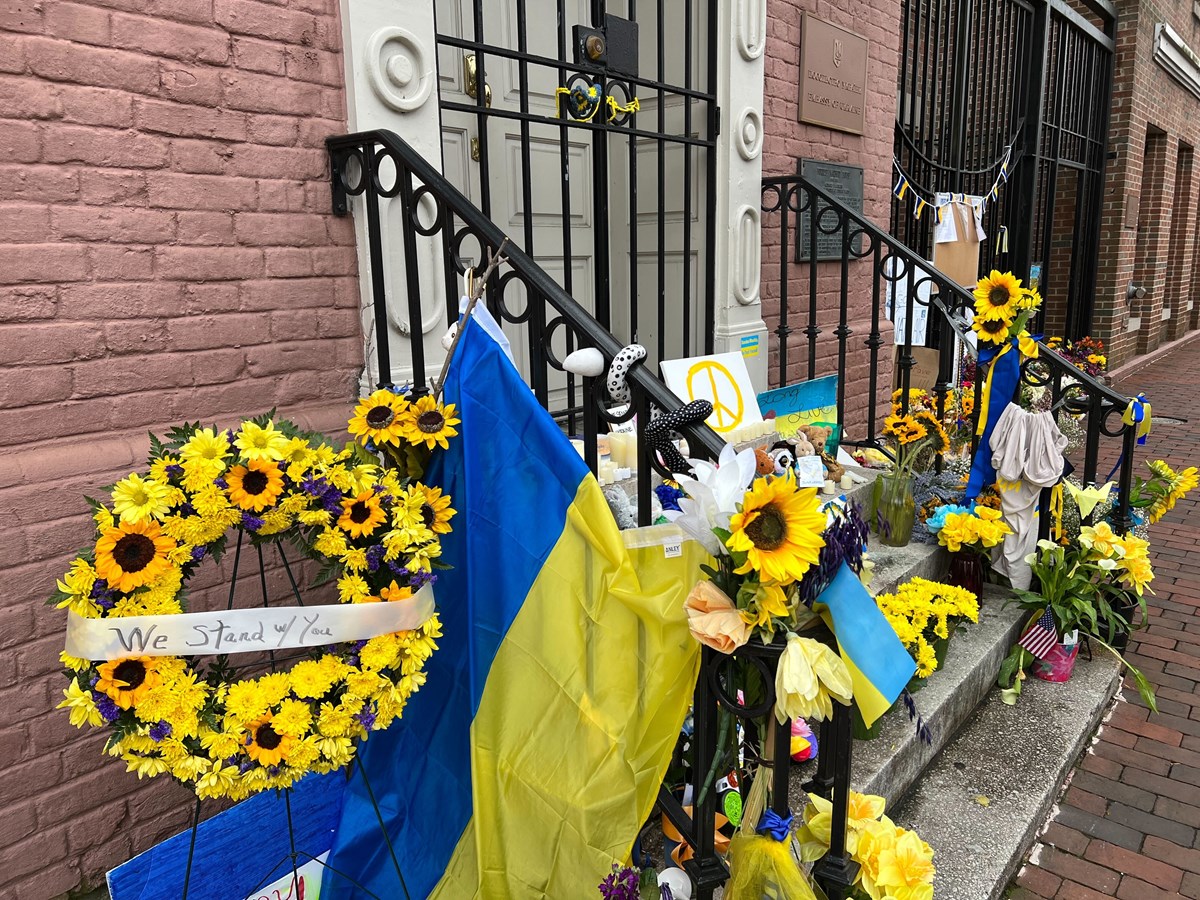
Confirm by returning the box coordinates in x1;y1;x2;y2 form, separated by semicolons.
1009;342;1200;900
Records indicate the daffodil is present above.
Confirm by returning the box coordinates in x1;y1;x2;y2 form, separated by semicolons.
1079;522;1122;558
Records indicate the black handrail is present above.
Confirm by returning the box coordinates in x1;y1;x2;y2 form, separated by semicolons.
325;130;725;524
761;173;1138;530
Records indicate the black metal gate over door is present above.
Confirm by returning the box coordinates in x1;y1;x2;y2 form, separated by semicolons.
891;0;1114;340
433;0;718;425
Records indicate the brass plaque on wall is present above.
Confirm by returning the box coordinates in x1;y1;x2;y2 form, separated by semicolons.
794;159;864;262
798;14;869;135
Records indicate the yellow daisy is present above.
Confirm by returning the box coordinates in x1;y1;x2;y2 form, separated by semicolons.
235;420;289;461
226;459;284;512
180;427;230;470
111;473;174;524
95;519;177;593
401;395;461;450
348;389;410;447
727;473;827;584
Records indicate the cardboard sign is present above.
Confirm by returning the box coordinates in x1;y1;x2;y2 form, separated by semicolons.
660;352;764;435
108;773;343;900
892;346;941;391
756;375;838;440
931;196;985;288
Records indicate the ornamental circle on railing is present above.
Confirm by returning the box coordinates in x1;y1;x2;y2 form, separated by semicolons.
372;147;403;199
495;270;533;325
606;80;637;128
707;644;780;720
336;150;367;196
449;225;493;278
1100;401;1131;438
541;314;585;374
409;185;444;237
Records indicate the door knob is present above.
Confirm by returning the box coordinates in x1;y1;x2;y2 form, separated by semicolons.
463;54;492;108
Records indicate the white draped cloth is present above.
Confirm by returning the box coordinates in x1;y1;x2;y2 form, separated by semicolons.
988;405;1068;590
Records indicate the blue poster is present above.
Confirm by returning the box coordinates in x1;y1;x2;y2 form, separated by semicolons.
756;375;839;443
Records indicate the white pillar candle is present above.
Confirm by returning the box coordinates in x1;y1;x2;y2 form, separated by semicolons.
822;479;836;495
840;473;854;490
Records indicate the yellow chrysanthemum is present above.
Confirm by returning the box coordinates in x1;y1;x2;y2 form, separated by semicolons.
727;474;827;584
348;389;409;447
55;558;98;617
973;270;1022;321
58;680;104;728
400;395;461;450
289;659;339;699
226;459;284;512
272;698;314;737
111;473;174;524
338;490;387;539
94;519;177;593
235;420;289;461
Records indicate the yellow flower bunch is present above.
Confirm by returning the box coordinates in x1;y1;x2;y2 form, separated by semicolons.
1076;523;1155;596
796;789;936;900
882;413;928;446
936;507;1012;553
349;389;461;454
1144;459;1199;525
53;411;456;801
874;577;979;678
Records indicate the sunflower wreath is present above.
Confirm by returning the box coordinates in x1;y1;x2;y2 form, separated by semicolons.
53;408;456;801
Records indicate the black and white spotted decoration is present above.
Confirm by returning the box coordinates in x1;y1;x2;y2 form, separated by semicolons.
644;399;714;476
606;343;647;403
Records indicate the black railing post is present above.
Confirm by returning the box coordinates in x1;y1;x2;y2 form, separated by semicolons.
1010;0;1049;283
360;147;393;389
811;703;858;899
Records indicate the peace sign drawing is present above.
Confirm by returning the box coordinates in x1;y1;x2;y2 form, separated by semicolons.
661;351;764;435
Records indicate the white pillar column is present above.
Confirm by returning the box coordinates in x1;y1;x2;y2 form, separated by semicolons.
339;0;449;390
711;0;770;391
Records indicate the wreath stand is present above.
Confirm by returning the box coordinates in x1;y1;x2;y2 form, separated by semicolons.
162;532;414;900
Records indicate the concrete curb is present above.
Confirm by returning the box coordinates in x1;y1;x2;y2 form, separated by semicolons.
1107;328;1200;386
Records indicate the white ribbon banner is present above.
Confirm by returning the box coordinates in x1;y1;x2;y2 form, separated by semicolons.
65;585;436;661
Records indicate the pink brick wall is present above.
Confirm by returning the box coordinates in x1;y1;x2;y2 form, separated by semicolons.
760;0;902;438
0;2;361;897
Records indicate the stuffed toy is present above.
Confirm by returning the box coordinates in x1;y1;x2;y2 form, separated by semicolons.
798;424;835;455
754;447;774;477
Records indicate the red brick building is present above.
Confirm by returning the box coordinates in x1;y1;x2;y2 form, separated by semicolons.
1093;0;1200;368
0;2;912;893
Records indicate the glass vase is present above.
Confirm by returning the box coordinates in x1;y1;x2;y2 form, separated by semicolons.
947;550;985;598
872;472;915;547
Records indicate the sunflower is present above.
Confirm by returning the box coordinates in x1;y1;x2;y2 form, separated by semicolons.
912;411;949;454
883;413;928;445
401;396;461;450
244;714;295;767
411;483;456;534
348;389;409;447
1017;288;1043;311
973;270;1022;321
727;474;827;584
338;490;387;539
96;657;163;710
972;316;1011;346
95;520;177;592
226;459;284;512
111;473;174;524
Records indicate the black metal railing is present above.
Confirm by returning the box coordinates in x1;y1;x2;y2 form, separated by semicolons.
761;172;1139;531
325;129;725;527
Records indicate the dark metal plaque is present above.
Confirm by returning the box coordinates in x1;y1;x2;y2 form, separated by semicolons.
794;158;864;262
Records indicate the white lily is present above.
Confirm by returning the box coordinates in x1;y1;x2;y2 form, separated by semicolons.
664;443;758;556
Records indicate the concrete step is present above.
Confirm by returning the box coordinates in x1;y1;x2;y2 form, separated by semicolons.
786;585;1028;813
889;652;1121;900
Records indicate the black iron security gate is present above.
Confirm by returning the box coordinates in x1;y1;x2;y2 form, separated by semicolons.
433;0;718;426
891;0;1114;339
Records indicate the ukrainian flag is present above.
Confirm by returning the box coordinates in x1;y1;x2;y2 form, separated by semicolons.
817;562;916;727
324;320;707;898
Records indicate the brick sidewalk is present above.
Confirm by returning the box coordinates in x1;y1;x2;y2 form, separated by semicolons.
1009;342;1200;900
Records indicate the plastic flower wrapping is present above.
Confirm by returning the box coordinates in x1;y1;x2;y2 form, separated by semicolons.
53;398;457;800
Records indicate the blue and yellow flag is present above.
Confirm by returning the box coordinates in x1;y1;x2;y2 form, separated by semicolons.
324;320;705;898
816;562;916;727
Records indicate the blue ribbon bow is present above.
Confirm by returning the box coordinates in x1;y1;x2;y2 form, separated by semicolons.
756;808;794;842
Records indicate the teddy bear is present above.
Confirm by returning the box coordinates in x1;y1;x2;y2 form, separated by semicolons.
797;424;835;456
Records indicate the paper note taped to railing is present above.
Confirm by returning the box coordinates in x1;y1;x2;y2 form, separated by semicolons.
65;585;435;661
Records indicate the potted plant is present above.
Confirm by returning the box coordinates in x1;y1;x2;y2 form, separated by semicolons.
930;504;1012;596
997;536;1156;709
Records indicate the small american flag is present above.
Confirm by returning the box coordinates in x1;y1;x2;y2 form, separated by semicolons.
1019;609;1059;660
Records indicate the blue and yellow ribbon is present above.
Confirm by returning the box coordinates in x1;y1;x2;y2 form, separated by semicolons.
1122;393;1152;445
